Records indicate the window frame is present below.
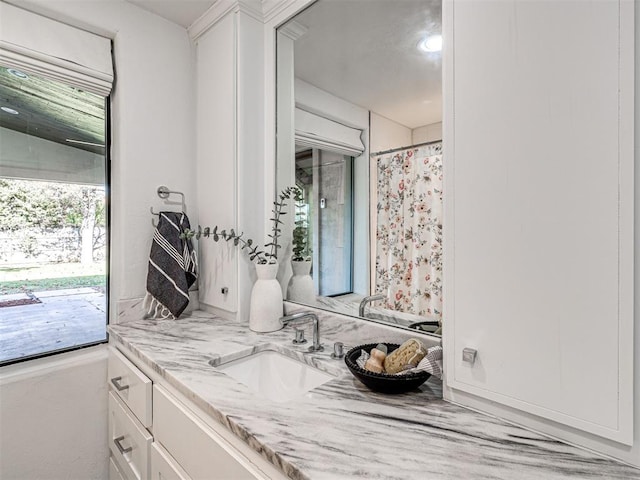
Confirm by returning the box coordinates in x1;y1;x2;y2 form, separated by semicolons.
0;94;111;368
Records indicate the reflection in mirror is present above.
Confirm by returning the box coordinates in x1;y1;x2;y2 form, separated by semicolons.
277;0;442;336
294;148;353;297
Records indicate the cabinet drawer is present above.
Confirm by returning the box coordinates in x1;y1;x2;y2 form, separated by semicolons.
151;443;191;480
110;456;126;480
109;392;153;480
153;385;259;480
109;347;152;428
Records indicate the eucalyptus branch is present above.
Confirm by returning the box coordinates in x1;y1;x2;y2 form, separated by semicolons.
264;186;300;261
182;226;268;263
181;186;302;265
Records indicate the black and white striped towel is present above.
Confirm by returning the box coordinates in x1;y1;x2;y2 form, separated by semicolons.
144;212;197;319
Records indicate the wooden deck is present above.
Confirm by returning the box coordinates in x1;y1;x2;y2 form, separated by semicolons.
0;288;107;363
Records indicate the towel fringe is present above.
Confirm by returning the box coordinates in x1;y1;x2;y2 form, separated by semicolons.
144;292;175;320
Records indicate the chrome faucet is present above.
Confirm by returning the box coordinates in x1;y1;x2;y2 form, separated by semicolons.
359;294;386;317
280;312;323;352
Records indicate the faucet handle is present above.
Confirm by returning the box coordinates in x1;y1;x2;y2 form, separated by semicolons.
293;328;307;345
331;342;345;359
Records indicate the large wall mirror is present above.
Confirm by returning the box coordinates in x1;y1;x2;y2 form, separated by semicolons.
276;0;442;336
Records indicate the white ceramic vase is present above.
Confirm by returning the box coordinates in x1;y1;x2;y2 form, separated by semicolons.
249;262;284;332
286;260;315;303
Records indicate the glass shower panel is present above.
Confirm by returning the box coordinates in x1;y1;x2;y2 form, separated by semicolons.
295;148;353;297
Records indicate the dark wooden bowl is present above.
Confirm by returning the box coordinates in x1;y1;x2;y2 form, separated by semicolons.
344;343;431;394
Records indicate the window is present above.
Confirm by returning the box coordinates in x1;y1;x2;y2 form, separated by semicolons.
0;66;109;365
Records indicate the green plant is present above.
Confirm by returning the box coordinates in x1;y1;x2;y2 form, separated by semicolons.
291;190;311;262
183;186;301;264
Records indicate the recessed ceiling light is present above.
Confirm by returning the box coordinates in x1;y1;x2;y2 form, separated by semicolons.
419;34;442;53
1;106;19;115
7;69;29;79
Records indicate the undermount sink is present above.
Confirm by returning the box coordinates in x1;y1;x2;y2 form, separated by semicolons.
213;349;335;403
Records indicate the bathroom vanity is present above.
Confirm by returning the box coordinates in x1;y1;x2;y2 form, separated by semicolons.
106;2;637;475
107;309;638;480
196;0;636;464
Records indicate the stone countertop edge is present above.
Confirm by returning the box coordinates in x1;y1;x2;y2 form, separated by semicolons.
108;310;640;480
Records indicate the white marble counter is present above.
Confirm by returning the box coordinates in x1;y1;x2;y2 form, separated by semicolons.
109;310;639;480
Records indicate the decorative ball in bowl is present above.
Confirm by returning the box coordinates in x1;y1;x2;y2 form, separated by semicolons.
344;343;431;394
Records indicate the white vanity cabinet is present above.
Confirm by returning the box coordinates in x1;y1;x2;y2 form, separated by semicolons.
150;443;191;480
153;385;283;480
110;457;128;480
108;348;154;480
108;347;287;480
109;348;153;428
109;391;153;480
443;0;634;449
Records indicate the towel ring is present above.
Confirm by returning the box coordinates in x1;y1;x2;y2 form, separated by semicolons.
157;186;186;211
150;186;187;227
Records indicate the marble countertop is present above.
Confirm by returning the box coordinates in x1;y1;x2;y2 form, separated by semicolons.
109;310;639;480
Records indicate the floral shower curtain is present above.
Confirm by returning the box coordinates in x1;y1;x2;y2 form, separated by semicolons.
374;143;443;319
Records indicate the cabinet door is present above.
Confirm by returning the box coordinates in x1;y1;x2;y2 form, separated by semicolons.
153;385;264;480
443;0;633;444
195;13;238;313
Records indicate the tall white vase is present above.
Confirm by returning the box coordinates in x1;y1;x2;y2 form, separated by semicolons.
249;262;283;332
286;260;315;303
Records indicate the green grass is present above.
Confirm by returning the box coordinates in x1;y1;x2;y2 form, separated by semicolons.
0;274;106;295
0;262;106;295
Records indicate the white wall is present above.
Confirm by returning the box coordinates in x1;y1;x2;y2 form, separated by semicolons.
0;347;108;480
369;116;442;153
412;121;442;144
369;112;411;154
0;2;196;479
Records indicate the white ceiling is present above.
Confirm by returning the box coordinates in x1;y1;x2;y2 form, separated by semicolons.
126;0;215;28
124;0;442;129
285;0;442;129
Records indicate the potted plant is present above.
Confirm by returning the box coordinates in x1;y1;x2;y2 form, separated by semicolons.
183;186;299;332
287;191;315;303
292;223;310;261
